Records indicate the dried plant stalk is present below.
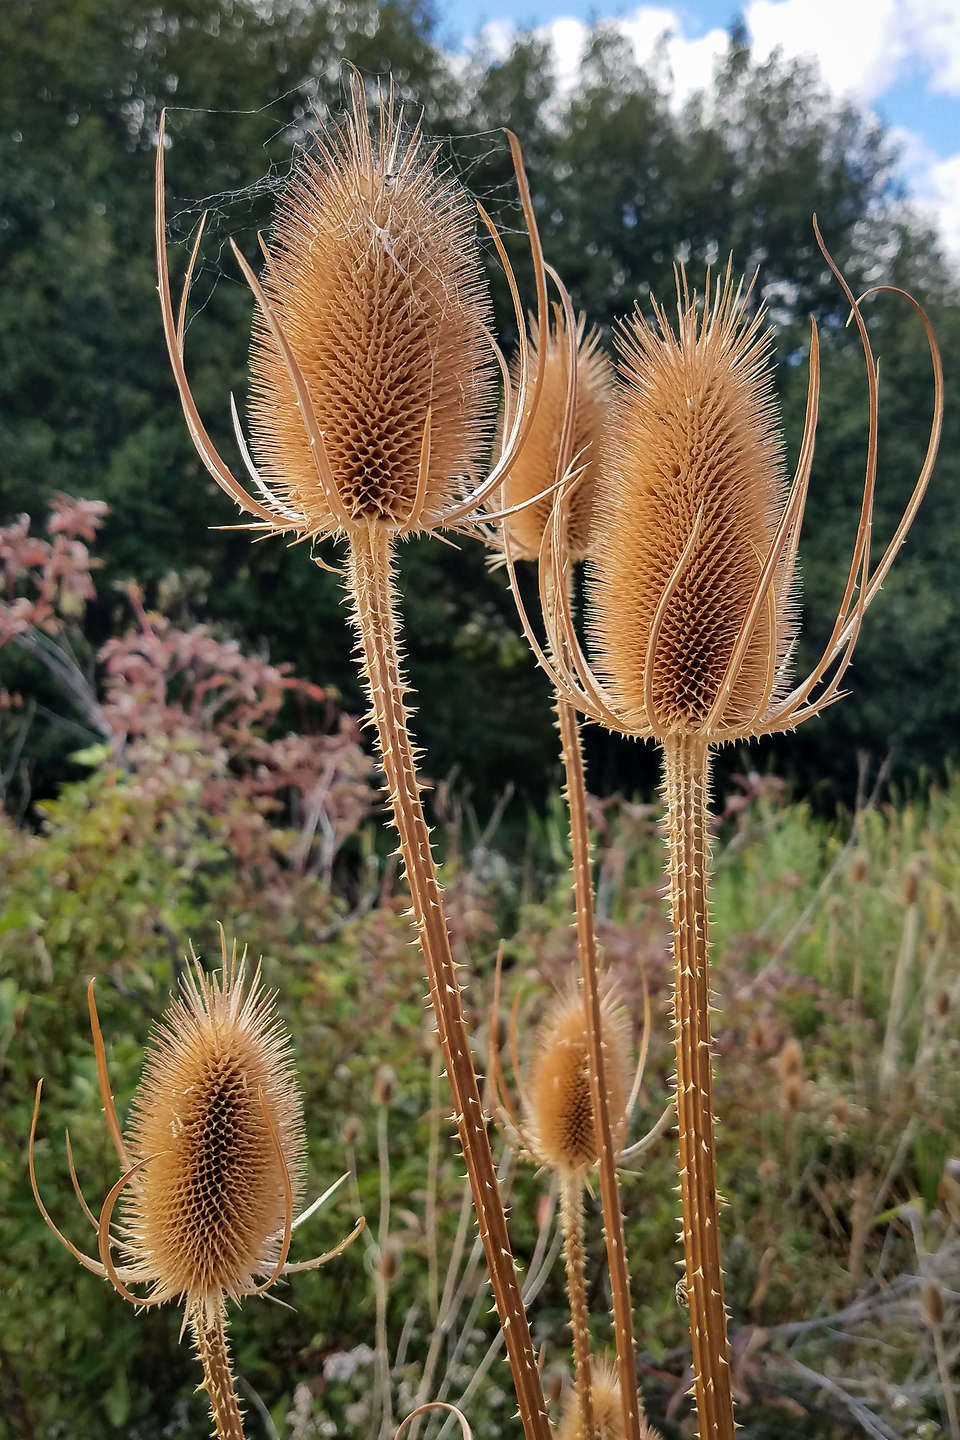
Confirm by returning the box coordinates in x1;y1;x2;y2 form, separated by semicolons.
557;696;645;1440
661;735;731;1435
559;1175;596;1439
193;1305;245;1440
498;306;643;1440
348;525;549;1439
507;245;942;1438
156;73;562;1439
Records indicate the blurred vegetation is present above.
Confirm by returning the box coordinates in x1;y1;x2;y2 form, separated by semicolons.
1;503;958;1438
0;0;957;813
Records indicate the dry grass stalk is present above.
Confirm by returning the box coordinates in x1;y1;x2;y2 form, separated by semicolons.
156;73;561;1440
507;242;942;1438
29;933;361;1440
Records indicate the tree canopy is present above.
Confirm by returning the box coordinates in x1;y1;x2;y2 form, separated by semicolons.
1;0;956;815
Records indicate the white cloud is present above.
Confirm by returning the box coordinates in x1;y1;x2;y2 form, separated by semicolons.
462;3;960;263
744;0;906;101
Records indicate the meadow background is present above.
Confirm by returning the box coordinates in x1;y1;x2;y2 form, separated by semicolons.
1;1;958;1436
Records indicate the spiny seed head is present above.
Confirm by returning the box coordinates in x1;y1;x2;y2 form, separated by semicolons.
524;985;631;1177
501;309;613;561
247;77;495;535
122;952;305;1323
588;266;795;739
556;1359;661;1440
779;1038;804;1082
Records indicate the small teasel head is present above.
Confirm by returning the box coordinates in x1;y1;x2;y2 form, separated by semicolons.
556;1358;662;1440
524;985;632;1177
500;306;613;562
588;265;794;738
121;945;306;1318
30;930;363;1334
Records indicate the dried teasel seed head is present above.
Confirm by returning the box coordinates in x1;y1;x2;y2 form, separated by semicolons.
850;850;869;886
588;267;794;739
247;76;495;535
123;952;306;1320
778;1038;804;1082
377;1236;403;1282
340;1114;363;1146
936;988;951;1018
373;1064;395;1107
524;984;631;1177
923;1281;945;1328
556;1358;661;1440
501;309;613;561
903;856;926;906
782;1074;805;1112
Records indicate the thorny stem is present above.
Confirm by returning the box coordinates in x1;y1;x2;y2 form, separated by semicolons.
560;1176;595;1440
193;1306;245;1440
346;526;550;1440
661;735;735;1440
557;695;644;1440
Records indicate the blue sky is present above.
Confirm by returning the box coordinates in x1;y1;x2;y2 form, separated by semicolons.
439;0;960;257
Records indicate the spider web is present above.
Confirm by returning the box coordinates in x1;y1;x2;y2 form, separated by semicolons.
159;72;533;338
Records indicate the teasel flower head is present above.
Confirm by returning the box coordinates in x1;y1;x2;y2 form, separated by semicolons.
488;967;638;1179
498;306;613;563
30;931;364;1424
156;72;558;554
509;230;941;746
556;1358;662;1440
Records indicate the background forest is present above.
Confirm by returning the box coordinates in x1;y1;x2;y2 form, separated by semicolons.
1;1;958;1437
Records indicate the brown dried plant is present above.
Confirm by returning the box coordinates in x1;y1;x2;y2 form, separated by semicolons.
156;73;565;1440
505;242;942;1438
490;965;667;1440
494;305;652;1440
29;933;362;1440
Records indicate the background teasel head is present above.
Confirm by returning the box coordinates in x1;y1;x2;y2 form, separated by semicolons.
499;306;614;563
516;234;941;746
30;933;361;1329
555;1357;661;1440
490;980;633;1178
157;72;556;550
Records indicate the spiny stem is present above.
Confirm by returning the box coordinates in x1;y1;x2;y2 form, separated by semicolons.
559;1175;595;1440
558;694;644;1440
193;1306;245;1440
661;734;734;1440
345;526;550;1440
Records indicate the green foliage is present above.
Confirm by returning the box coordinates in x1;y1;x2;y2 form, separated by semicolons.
3;741;959;1437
